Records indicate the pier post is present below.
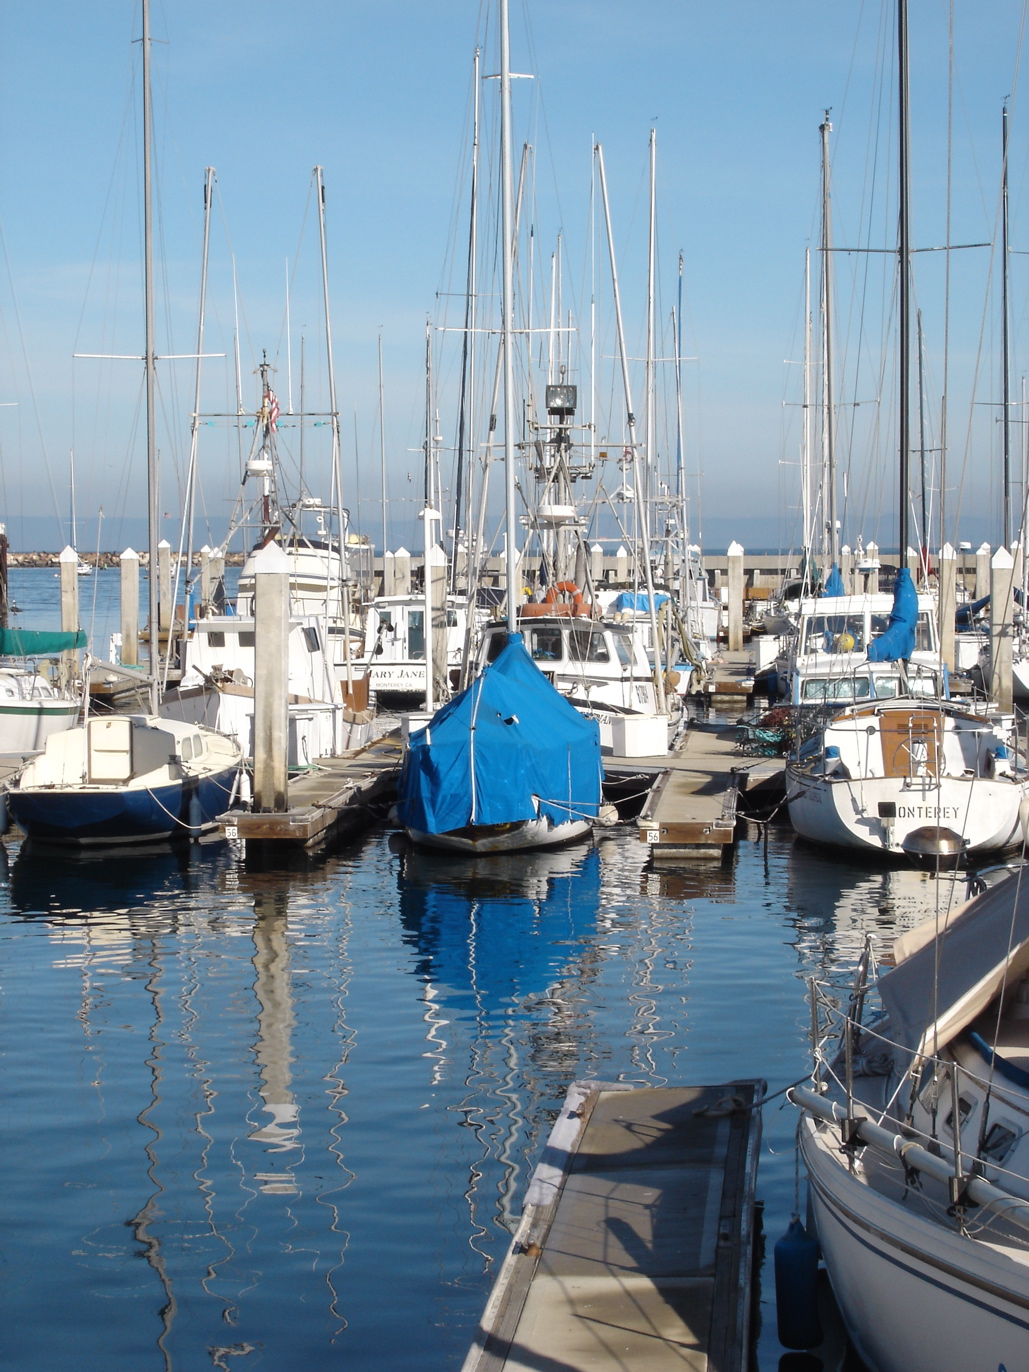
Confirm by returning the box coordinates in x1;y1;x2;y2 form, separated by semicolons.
866;542;879;594
199;545;212;614
429;541;448;706
616;544;629;582
840;545;853;594
383;550;395;596
990;544;1015;713
253;542;290;813
727;540;744;652
210;547;226;611
939;542;956;673
59;546;79;687
120;547;139;666
158;539;172;633
591;542;604;587
393;546;411;596
977;542;992;599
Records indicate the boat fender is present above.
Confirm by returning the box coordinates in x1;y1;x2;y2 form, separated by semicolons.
774;1214;823;1350
187;789;203;842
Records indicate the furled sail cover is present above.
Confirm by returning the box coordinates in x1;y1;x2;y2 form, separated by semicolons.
612;591;670;614
821;564;845;598
878;872;1029;1067
866;566;917;662
397;632;602;836
0;628;86;655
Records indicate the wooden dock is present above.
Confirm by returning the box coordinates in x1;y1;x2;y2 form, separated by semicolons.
462;1079;764;1372
217;732;402;849
635;717;784;859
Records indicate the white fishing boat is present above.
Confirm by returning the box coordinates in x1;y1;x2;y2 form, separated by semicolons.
0;660;81;752
478;609;673;754
359;591;473;704
791;867;1029;1372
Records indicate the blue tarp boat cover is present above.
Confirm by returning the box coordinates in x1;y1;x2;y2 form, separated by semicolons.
397;633;602;836
821;564;845;597
612;591;669;613
866;566;917;662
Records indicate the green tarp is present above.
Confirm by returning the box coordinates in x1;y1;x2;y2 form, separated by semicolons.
0;628;86;656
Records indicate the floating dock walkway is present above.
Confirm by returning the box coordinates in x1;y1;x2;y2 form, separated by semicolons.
462;1079;764;1372
218;732;402;849
632;716;785;860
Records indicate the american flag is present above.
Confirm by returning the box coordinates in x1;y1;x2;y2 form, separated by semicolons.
268;389;280;431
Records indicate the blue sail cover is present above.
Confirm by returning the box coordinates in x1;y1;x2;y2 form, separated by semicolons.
397;633;602;836
867;566;918;662
821;564;845;597
612;591;669;613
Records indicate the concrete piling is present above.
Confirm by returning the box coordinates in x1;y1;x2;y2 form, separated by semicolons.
727;540;744;652
977;542;992;600
939;542;956;674
120;547;139;667
59;546;79;687
252;542;290;814
990;544;1015;713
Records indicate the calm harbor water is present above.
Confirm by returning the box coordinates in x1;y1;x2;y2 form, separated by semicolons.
0;809;967;1371
0;563;971;1368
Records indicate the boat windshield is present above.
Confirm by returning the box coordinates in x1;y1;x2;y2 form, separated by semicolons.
801;676;872;703
802;614;866;654
611;631;634;666
528;627;563;662
569;627;610;663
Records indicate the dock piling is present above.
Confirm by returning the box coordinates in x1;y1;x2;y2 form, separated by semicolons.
976;541;992;599
158;539;172;633
252;542;290;813
991;544;1015;713
120;547;139;666
726;540;744;651
59;546;79;687
939;542;956;673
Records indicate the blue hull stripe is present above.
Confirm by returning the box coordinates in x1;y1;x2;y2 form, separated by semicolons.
8;767;237;843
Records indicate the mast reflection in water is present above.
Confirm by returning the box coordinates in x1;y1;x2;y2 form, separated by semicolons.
0;821;972;1369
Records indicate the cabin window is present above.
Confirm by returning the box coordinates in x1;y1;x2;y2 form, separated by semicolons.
446;609;458;627
529;627;563;661
981;1121;1021;1163
569;627;610;663
408;610;425;660
801;677;872;703
805;614;865;654
180;736;194;760
303;626;320;652
378;611;393;631
485;632;506;663
238;632;255;648
611;632;633;666
915;612;934;651
207;632;225;648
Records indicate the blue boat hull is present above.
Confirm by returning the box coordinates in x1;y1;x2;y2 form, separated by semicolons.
8;766;238;845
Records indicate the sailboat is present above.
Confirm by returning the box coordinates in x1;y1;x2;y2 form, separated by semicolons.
785;30;1027;865
6;0;242;846
396;0;602;855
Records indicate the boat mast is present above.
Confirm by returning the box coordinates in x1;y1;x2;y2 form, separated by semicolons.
675;251;686;575
500;0;519;634
898;0;912;561
378;333;387;568
142;0;159;712
1002;101;1012;548
803;247;813;590
646;128;657;561
185;166;214;601
917;307;928;568
819;111;838;569
452;46;480;596
595;140;666;712
314;165;354;697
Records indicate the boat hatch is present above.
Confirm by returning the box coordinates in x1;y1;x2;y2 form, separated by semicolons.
88;717;133;783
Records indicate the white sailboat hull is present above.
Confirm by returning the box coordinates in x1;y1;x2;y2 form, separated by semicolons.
406;816;591;854
801;1115;1029;1372
786;768;1024;855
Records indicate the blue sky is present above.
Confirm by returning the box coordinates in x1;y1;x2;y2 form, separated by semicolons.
0;1;1025;555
